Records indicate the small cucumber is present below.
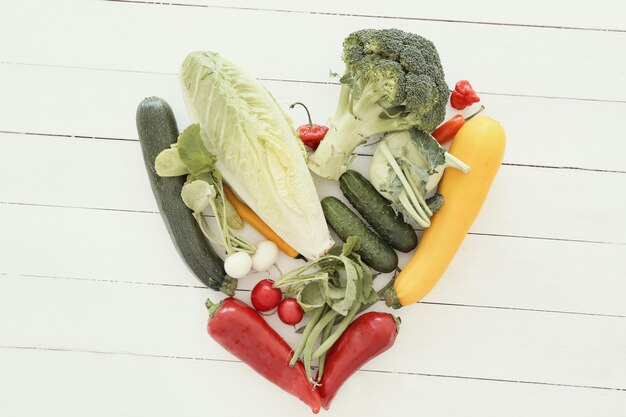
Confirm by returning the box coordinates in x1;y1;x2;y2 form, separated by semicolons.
339;170;417;252
321;196;398;273
136;97;236;295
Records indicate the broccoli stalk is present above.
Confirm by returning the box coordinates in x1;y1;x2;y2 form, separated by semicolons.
308;29;450;180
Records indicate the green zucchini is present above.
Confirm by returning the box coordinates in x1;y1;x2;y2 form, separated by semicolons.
321;196;398;273
136;97;236;295
339;170;418;252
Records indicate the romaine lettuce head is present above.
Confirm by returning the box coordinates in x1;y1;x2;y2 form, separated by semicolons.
180;51;334;260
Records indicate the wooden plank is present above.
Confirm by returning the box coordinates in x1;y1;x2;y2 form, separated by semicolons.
1;274;625;390
1;202;625;316
1;63;625;172
1;347;623;417
125;0;626;31
1;1;625;101
2;133;625;244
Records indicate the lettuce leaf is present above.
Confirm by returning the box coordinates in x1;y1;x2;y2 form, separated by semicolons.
180;51;334;260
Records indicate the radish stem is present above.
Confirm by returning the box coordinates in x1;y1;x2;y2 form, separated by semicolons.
289;307;324;367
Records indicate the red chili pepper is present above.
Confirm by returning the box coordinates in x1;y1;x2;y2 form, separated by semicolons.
450;80;480;110
206;298;321;413
431;105;485;144
290;102;329;150
317;312;399;410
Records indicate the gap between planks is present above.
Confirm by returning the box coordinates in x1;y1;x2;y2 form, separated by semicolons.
2;60;626;105
6;272;626;319
102;0;626;34
1;129;625;175
0;344;624;392
2;199;625;247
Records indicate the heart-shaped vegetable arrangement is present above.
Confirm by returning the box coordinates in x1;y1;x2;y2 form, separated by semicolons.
136;28;505;413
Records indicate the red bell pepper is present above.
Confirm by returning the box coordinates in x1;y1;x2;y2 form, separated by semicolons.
206;297;321;413
317;312;399;409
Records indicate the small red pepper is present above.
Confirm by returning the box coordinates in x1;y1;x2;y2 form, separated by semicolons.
317;312;399;410
432;105;485;144
290;102;329;150
450;80;480;110
206;298;321;413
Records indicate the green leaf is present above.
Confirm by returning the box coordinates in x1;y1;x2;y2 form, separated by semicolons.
181;179;215;213
426;193;444;213
178;124;217;175
361;267;373;299
299;282;326;312
341;236;361;257
324;257;360;316
155;147;188;177
409;129;446;174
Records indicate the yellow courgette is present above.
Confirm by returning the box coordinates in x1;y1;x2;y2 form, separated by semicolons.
385;116;506;308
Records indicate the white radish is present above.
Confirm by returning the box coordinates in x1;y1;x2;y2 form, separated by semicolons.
252;241;280;272
224;252;253;278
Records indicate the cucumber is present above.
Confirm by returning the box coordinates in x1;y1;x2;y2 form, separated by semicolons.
136;97;236;295
321;196;398;273
339;170;417;252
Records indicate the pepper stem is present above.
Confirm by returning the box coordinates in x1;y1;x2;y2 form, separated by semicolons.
383;287;402;310
465;105;485;121
205;298;224;318
289;102;314;128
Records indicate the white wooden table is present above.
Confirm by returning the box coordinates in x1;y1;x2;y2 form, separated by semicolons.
1;1;625;416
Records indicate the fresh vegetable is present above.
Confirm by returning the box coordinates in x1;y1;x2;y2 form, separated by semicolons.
277;298;304;325
224;251;253;279
156;123;256;256
290;102;329;150
432;105;485;144
385;116;506;308
223;184;299;258
180;51;334;260
308;28;449;180
252;240;280;272
136;97;236;295
321;197;398;273
205;298;321;413
370;129;470;228
450;80;480;110
317;312;399;409
251;279;283;312
274;238;380;383
339;170;417;252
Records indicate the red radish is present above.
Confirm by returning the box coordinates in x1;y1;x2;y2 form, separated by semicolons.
251;279;282;312
278;298;304;325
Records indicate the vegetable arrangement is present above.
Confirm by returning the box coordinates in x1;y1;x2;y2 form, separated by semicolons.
136;27;505;413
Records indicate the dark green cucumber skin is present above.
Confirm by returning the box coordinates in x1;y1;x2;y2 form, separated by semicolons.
136;97;235;295
321;196;398;273
339;170;418;253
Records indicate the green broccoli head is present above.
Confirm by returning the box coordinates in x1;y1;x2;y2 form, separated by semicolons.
341;28;449;132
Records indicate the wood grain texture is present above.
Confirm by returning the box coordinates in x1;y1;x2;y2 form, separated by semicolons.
2;133;625;244
2;202;625;316
2;1;625;101
124;0;626;31
2;63;626;172
1;274;625;389
2;347;624;417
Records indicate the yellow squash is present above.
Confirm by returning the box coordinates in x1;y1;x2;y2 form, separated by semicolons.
385;116;506;308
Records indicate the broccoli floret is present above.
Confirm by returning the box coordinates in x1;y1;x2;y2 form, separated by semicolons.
308;29;449;180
